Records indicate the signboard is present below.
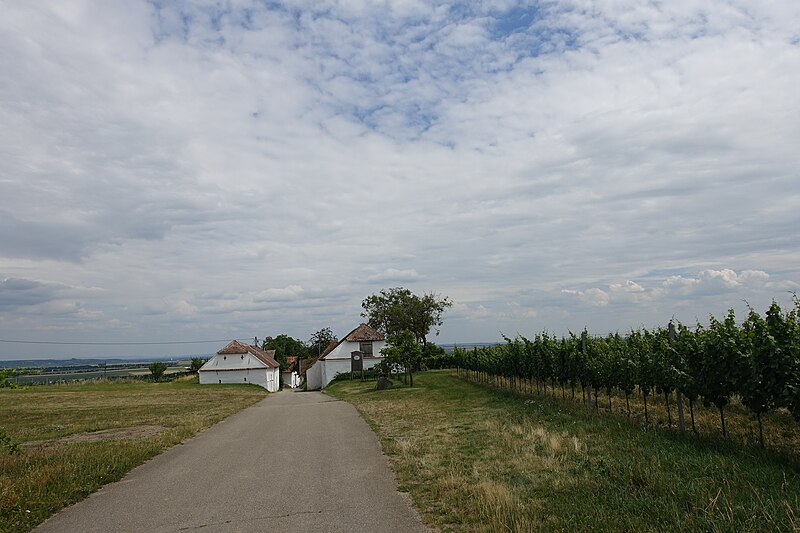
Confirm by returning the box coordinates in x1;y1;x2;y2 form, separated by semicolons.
351;351;363;372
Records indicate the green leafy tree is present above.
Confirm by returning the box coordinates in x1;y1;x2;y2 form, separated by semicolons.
380;330;423;387
422;342;453;369
0;367;36;388
362;287;452;347
262;334;309;367
308;327;336;358
148;362;167;382
190;358;207;373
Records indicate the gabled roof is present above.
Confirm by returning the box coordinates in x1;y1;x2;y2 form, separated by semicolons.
320;324;384;360
345;323;385;342
216;340;280;368
319;340;339;358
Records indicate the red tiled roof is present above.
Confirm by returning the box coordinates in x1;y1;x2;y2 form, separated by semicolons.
344;323;384;342
217;341;279;368
319;339;339;358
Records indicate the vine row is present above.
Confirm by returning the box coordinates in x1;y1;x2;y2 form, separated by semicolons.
454;300;800;446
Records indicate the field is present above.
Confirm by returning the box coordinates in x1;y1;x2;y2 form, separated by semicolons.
327;370;800;532
9;360;193;385
0;377;267;533
15;365;189;385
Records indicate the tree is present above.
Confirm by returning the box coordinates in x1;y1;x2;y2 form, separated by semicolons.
379;330;423;387
190;358;207;373
148;362;167;382
261;334;309;367
308;327;336;358
0;367;38;388
361;287;452;347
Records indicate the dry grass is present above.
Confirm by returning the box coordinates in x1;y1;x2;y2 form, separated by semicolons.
0;377;267;533
327;370;800;532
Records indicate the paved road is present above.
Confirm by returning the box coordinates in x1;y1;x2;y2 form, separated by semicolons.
35;390;427;533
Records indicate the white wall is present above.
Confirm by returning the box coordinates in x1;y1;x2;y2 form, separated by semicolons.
303;354;385;390
199;366;280;392
306;361;323;390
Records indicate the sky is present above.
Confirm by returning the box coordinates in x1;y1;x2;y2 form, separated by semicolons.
1;1;799;360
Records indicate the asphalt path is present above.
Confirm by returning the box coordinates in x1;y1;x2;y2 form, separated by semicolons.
35;390;427;533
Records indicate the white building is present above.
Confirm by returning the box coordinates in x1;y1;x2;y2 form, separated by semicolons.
305;324;386;390
199;341;281;392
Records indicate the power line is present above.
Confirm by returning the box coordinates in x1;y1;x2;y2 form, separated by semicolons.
0;338;248;346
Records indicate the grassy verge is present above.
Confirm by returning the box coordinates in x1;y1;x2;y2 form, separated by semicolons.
0;377;267;533
326;370;800;532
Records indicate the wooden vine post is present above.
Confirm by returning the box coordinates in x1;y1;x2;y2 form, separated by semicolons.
581;332;591;409
669;322;686;433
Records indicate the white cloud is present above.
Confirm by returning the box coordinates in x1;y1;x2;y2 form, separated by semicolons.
1;1;799;356
366;268;422;283
254;286;306;303
562;287;610;307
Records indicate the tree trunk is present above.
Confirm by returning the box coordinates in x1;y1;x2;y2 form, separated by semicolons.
664;391;672;429
689;398;697;433
719;405;727;438
643;394;649;424
625;392;630;416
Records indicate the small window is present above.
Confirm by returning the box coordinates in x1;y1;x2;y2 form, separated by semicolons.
223;356;226;360
244;377;247;382
218;379;221;384
360;342;373;355
241;355;244;360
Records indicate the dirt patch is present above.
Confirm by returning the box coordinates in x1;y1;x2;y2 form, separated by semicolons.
25;425;167;447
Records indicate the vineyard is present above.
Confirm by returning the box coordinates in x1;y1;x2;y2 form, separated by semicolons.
454;300;800;448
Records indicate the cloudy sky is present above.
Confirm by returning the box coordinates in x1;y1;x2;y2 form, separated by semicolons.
2;1;799;360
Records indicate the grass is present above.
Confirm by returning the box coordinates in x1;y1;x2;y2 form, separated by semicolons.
0;376;267;533
461;372;800;455
326;370;800;532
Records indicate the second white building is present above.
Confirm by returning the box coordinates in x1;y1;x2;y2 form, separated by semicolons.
305;324;386;389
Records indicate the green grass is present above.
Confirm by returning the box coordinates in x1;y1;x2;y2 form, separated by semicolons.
0;377;267;533
327;370;800;532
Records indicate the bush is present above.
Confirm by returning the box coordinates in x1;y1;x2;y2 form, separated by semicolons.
148;362;168;382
